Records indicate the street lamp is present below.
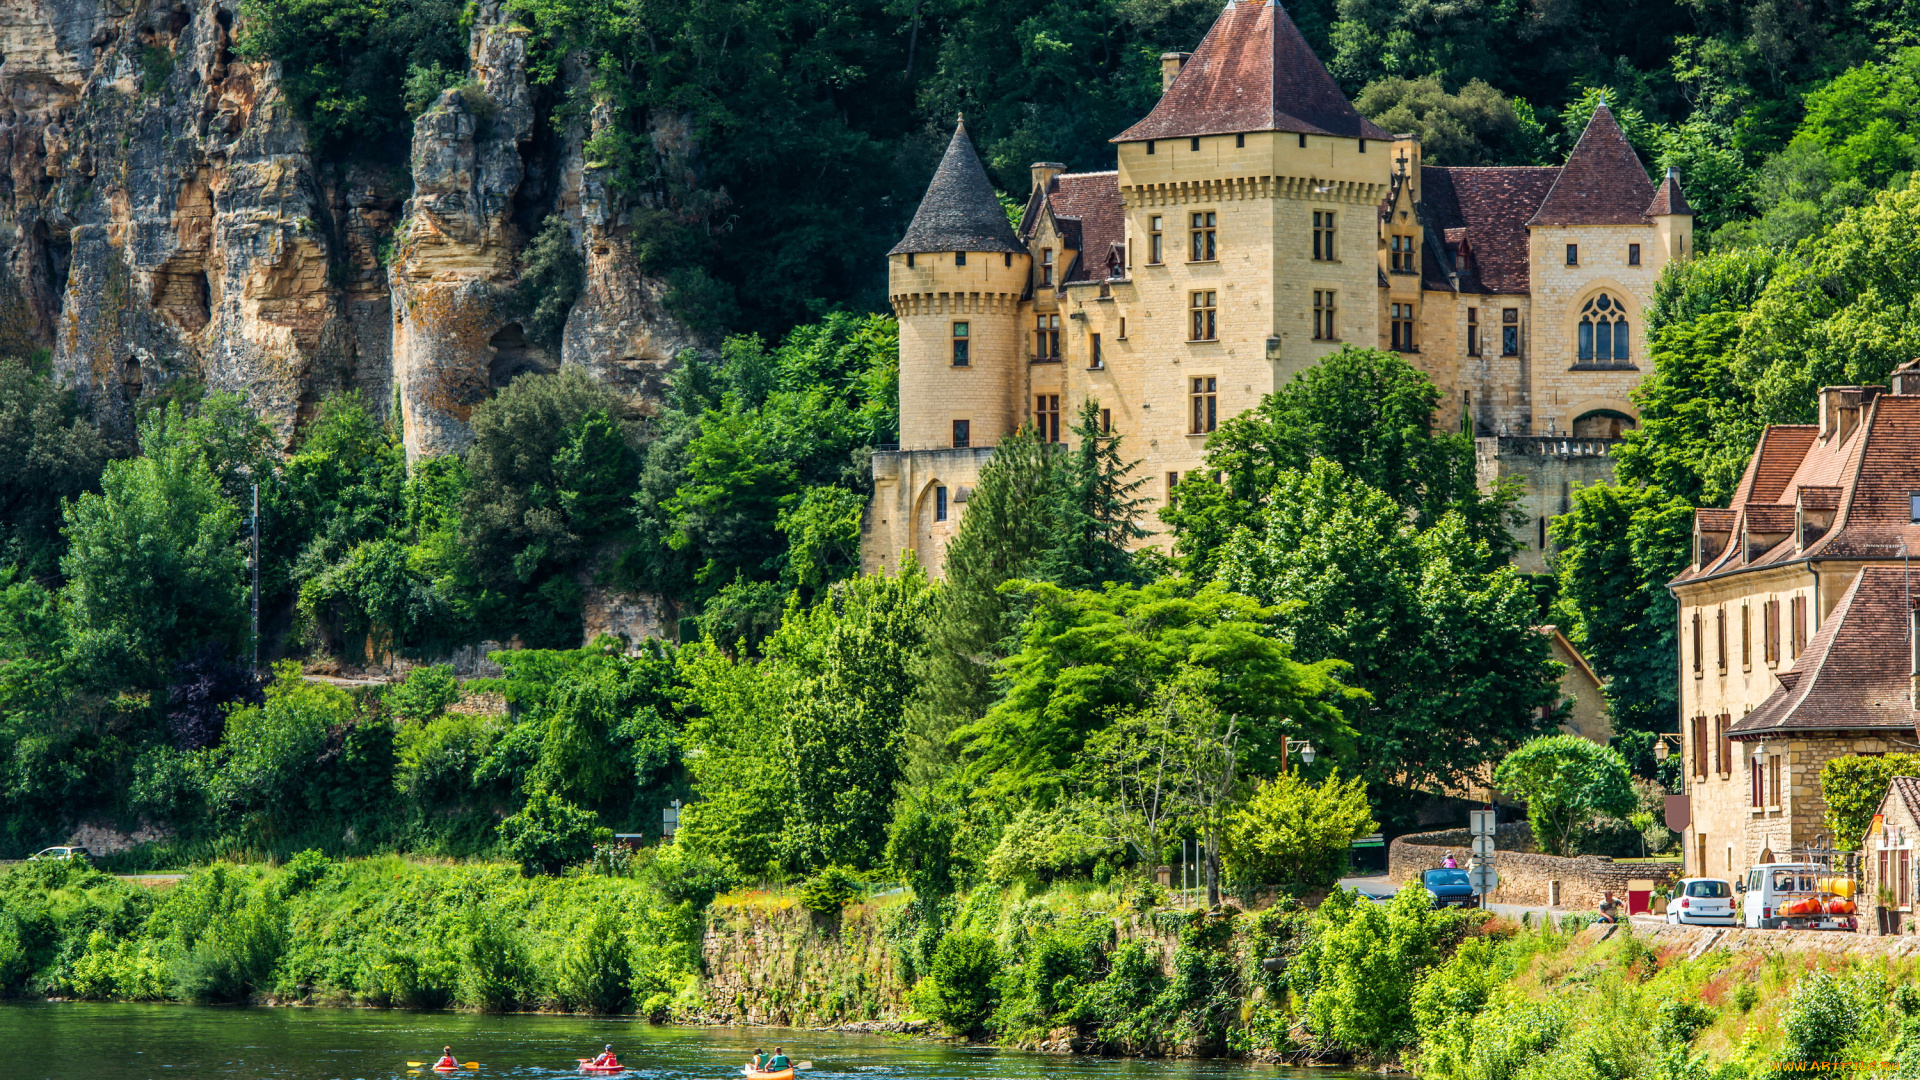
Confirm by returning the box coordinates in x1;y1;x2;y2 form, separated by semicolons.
1299;742;1317;765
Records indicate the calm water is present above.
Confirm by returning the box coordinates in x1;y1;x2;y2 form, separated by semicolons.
0;1005;1365;1080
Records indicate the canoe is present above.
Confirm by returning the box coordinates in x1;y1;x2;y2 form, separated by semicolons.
744;1069;795;1080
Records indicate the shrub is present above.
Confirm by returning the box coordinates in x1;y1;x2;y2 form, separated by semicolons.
1652;997;1715;1049
556;906;634;1014
1297;885;1471;1058
637;845;735;908
1412;936;1512;1074
915;932;999;1036
498;788;602;876
385;664;460;724
1778;969;1876;1070
1225;768;1376;892
1491;735;1636;857
511;216;586;351
799;865;862;913
456;915;533;1012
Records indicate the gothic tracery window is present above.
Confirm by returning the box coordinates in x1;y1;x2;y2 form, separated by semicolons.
1578;293;1630;362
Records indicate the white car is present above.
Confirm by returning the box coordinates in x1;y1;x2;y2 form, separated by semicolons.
1665;877;1737;925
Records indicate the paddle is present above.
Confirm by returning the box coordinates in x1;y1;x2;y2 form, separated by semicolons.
406;1063;480;1070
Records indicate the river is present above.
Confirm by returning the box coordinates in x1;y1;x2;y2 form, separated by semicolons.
0;1004;1368;1080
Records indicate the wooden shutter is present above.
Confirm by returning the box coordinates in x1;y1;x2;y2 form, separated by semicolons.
1765;600;1780;663
1903;850;1913;909
1753;760;1764;808
1692;717;1709;779
1717;715;1732;776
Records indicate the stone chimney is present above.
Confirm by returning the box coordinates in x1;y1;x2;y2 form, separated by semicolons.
1893;359;1920;396
1160;52;1190;92
1030;162;1066;196
1818;385;1878;442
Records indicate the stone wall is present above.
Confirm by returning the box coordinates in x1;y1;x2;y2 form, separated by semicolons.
1581;920;1920;961
1390;824;1681;910
697;897;914;1026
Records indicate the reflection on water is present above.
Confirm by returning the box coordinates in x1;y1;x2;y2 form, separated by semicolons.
0;1003;1367;1080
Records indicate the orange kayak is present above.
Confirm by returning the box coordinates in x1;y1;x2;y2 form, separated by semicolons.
744;1071;794;1080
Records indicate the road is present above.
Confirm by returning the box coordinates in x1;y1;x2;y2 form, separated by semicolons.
1338;874;1666;929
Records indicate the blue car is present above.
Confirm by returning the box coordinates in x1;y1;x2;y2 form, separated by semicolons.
1423;867;1481;909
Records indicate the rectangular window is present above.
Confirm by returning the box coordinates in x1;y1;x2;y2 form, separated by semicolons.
906;252;915;268
1358;139;1366;153
1146;140;1154;155
1791;595;1806;657
1190;212;1217;261
1118;316;1127;339
1716;607;1726;672
1752;758;1763;808
1041;248;1053;286
1768;755;1781;807
1190;291;1217;340
1742;604;1751;670
1718;714;1732;776
1236;133;1245;148
1312;290;1337;340
1035;314;1060;358
1313;211;1336;260
1100;408;1111;433
1692;611;1703;675
1390;303;1416;352
1765;599;1780;664
1089;332;1103;369
1628;243;1642;266
955;251;966;267
1467;308;1480;356
1036;395;1060;443
1190;136;1200;152
951;419;969;448
935;486;948;522
1148;216;1163;264
1502;308;1519;356
1298;133;1307;148
1692;716;1708;779
1390;234;1415;272
1190;376;1217;434
1910;491;1920;522
951;321;970;366
1565;244;1578;266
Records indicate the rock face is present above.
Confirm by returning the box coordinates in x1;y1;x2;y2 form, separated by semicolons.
0;0;700;452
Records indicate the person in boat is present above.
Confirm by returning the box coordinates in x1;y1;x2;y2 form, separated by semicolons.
436;1047;458;1069
747;1048;767;1072
766;1048;792;1071
593;1045;619;1067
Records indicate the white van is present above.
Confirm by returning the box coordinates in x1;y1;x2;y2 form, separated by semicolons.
1738;862;1858;931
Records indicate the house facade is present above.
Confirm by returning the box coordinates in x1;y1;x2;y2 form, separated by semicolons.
863;0;1693;577
1861;776;1920;936
1670;368;1920;881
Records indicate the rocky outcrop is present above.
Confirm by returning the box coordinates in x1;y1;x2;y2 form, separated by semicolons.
0;0;700;453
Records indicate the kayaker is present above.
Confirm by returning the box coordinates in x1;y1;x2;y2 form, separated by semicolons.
593;1045;619;1067
747;1048;767;1072
767;1047;791;1071
436;1047;458;1070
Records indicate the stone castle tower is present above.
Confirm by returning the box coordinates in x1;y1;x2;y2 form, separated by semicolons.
865;0;1693;577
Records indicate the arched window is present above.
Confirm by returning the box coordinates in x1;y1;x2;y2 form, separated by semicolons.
1579;293;1630;362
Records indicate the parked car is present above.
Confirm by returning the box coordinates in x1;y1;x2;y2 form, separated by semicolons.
1422;867;1480;909
27;846;90;862
1664;878;1737;925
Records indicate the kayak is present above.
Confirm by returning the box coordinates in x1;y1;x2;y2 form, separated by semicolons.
578;1060;626;1073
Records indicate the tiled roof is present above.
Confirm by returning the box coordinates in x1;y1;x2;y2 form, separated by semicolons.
1113;1;1390;143
1673;394;1920;584
890;121;1024;256
1046;171;1125;283
1696;508;1736;532
1730;566;1919;736
1887;776;1920;825
1418;165;1559;294
1527;105;1657;227
1647;167;1692;217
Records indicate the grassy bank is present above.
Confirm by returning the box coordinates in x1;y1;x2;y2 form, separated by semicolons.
9;857;1920;1077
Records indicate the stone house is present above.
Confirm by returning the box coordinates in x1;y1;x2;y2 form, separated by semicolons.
1670;368;1920;881
1861;776;1920;935
863;0;1693;577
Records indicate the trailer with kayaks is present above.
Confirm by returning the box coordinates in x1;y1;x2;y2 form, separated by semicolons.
1738;859;1859;931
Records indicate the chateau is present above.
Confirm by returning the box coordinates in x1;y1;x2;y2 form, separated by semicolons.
862;0;1694;576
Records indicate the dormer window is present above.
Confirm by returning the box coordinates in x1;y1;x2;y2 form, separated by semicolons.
1390;235;1415;272
1910;492;1920;522
1041;248;1053;285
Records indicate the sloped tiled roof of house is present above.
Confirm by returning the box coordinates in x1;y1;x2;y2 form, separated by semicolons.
1731;566;1919;736
1673;391;1920;585
890;121;1024;256
1885;776;1920;825
1113;0;1390;143
1528;104;1657;227
1647;167;1693;217
1045;172;1125;283
1418;165;1560;293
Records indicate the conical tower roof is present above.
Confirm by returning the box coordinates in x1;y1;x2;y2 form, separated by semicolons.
890;121;1024;256
1113;0;1389;142
1527;103;1656;226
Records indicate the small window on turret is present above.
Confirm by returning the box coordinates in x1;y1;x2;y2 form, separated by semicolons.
1298;133;1306;148
952;322;970;367
1629;243;1641;266
1146;141;1155;155
1236;134;1245;148
1190;137;1200;151
907;253;915;268
1005;252;1012;267
955;251;967;267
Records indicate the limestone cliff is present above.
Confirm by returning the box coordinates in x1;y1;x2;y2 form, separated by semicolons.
0;0;700;452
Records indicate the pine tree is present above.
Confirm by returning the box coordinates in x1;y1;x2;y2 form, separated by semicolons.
1035;399;1149;590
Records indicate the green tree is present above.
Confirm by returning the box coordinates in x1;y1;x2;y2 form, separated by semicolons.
0;358;109;576
1034;400;1149;590
1491;735;1637;857
1164;346;1515;582
914;932;1001;1037
512;216;587;351
1224;769;1376;892
1354;77;1544;165
1215;459;1560;798
497;787;603;876
61;405;246;688
957;577;1356;802
1296;885;1471;1058
1820;753;1920;849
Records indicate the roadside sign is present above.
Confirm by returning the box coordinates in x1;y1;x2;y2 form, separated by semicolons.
1350;833;1385;848
1470;810;1497;837
1471;835;1495;858
1469;863;1498;894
